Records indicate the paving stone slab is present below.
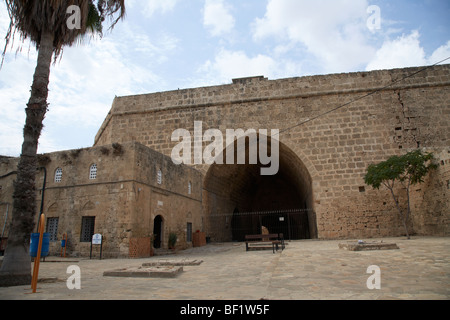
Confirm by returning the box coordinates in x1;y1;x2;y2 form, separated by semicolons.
142;259;203;267
2;237;448;300
338;241;399;251
103;266;183;278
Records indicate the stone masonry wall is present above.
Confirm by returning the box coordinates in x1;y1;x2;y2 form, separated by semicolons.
131;142;203;250
93;65;450;239
0;142;203;258
0;156;19;247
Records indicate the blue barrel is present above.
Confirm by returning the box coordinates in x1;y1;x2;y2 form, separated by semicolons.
61;239;66;248
30;233;50;257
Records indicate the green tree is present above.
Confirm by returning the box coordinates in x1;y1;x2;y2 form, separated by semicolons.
364;150;438;239
0;0;125;287
168;232;177;249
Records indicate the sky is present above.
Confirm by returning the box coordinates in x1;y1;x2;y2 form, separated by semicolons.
0;0;449;157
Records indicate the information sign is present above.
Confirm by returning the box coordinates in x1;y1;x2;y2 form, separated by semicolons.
92;234;102;245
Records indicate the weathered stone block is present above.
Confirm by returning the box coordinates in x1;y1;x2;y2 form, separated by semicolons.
103;266;183;278
338;241;400;251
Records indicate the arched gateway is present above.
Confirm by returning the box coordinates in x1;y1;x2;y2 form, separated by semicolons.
203;135;317;242
91;65;450;241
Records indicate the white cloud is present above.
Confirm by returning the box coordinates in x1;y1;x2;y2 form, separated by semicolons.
201;49;275;81
252;0;450;75
429;41;450;65
0;64;67;156
366;31;450;71
203;0;235;36
0;7;178;156
196;48;303;86
366;31;426;70
42;25;173;148
252;0;375;73
0;51;38;156
128;0;178;17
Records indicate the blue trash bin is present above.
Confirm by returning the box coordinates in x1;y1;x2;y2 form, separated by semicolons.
30;233;50;257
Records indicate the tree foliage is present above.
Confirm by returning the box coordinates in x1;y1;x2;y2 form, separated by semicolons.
2;0;125;64
364;150;438;239
365;150;437;189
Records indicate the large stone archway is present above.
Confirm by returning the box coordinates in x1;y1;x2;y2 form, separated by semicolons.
203;135;317;242
93;65;450;239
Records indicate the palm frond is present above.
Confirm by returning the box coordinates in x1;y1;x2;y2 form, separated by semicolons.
97;0;126;30
1;0;125;65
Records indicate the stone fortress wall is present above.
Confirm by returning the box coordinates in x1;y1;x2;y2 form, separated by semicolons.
94;64;450;240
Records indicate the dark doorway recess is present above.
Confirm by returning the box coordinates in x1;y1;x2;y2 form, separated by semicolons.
204;135;317;242
153;215;163;248
231;209;312;242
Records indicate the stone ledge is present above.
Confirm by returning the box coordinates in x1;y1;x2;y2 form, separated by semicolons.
103;266;183;278
339;241;399;251
0;273;32;287
142;259;203;267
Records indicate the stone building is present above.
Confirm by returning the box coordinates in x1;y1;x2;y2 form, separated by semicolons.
1;64;449;258
1;142;202;258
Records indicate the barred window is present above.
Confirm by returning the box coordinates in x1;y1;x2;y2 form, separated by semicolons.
80;216;95;242
47;217;59;242
54;168;62;183
89;164;97;180
188;181;192;195
157;169;162;185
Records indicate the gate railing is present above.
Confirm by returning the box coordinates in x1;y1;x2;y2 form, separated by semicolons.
208;208;314;242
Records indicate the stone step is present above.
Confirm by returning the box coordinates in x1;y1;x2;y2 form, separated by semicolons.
153;248;176;256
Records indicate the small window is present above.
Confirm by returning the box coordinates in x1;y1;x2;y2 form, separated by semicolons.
81;216;95;242
54;168;62;183
89;164;97;180
187;223;192;242
157;169;162;185
188;181;192;195
47;217;59;242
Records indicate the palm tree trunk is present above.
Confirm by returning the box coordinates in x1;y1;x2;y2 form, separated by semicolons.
0;31;54;287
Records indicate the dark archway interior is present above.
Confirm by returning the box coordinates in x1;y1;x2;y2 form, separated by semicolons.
153;215;163;248
204;136;317;242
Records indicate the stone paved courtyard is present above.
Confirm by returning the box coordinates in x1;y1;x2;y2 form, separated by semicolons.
0;236;448;300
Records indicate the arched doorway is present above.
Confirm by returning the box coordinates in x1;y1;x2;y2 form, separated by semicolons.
204;135;316;242
153;215;163;248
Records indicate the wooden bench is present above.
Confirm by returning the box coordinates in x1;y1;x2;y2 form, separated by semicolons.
245;233;285;253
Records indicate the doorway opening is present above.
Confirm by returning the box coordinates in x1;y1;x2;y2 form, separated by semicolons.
153;215;163;248
204;135;316;242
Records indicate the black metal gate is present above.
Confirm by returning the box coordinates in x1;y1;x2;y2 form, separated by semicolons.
209;208;313;242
